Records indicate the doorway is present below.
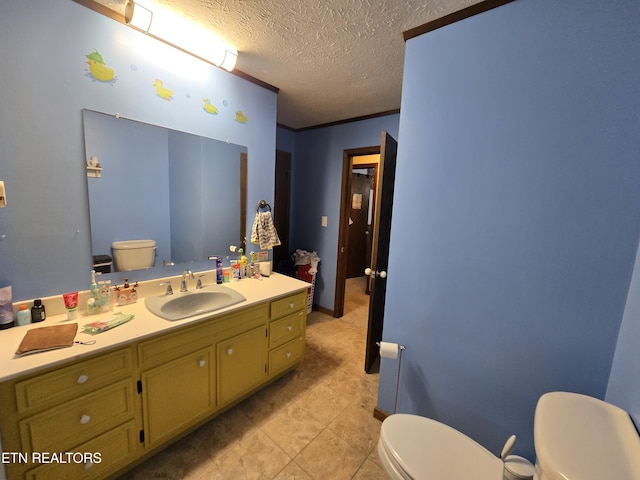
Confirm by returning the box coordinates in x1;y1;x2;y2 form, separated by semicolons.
335;147;380;318
335;132;398;374
273;150;291;272
346;165;377;287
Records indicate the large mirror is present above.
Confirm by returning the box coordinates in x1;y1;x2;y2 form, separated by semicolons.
82;109;246;274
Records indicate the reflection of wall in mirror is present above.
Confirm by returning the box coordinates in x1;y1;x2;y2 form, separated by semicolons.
83;109;245;271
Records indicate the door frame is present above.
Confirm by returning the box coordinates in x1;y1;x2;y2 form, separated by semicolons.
334;145;380;318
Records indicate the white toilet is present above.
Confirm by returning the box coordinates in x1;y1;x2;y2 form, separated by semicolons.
378;391;640;480
111;239;156;271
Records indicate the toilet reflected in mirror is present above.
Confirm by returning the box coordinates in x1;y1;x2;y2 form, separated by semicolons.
112;240;157;272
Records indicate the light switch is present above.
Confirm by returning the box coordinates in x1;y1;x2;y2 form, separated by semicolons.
321;216;328;227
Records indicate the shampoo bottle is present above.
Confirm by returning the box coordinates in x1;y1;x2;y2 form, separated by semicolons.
16;305;32;326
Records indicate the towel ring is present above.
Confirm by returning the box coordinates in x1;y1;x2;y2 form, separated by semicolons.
257;200;271;212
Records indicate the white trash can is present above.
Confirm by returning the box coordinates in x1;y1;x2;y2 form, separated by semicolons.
503;455;534;480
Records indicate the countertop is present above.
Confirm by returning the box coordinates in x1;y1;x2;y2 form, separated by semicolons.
0;273;310;382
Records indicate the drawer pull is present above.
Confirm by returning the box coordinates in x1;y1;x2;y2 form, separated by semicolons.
287;325;293;331
285;352;292;359
289;303;295;309
80;414;91;425
77;374;89;384
227;348;234;356
199;359;206;367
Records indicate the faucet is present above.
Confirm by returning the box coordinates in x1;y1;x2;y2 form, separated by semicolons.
181;269;194;292
196;274;206;289
159;281;173;296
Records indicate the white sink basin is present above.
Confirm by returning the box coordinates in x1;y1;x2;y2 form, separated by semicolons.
145;285;246;321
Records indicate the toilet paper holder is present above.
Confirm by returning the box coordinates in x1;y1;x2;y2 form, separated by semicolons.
377;342;406;414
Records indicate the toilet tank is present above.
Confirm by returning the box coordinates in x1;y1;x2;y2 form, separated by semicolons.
534;391;640;480
111;239;156;271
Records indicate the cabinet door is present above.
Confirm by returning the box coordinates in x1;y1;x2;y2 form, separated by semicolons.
217;325;267;406
141;347;215;447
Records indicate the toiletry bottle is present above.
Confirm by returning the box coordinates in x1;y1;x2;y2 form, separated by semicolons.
0;285;14;329
31;299;46;322
90;270;99;298
16;305;32;326
216;257;223;284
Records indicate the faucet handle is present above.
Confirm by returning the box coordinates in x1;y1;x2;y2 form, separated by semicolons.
196;274;206;289
159;282;173;295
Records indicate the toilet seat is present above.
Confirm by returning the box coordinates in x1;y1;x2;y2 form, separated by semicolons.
378;414;504;480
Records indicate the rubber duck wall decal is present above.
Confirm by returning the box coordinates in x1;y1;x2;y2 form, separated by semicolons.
203;98;218;115
153;79;173;101
85;49;115;82
235;110;248;124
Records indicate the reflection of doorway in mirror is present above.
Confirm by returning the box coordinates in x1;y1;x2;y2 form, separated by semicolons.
346;158;378;282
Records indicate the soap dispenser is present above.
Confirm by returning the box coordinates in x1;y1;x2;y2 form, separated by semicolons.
115;278;138;306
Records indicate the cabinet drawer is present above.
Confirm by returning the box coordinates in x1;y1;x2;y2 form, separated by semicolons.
269;337;304;376
19;379;136;453
270;291;306;319
213;303;269;338
15;348;133;413
25;419;138;480
138;322;215;368
270;311;305;348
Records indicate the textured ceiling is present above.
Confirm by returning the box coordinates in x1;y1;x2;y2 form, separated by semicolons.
94;0;483;129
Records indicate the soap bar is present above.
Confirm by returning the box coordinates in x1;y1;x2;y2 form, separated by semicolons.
83;312;134;333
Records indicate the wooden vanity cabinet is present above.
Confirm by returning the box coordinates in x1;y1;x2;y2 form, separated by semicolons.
0;347;139;480
0;290;306;480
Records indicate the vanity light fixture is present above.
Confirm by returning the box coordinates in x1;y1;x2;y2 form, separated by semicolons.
124;0;238;72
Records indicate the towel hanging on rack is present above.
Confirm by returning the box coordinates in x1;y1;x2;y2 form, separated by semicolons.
251;200;281;250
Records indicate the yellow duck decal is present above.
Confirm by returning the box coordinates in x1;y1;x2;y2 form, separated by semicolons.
203;98;218;115
235;110;248;124
85;49;115;82
153;79;173;101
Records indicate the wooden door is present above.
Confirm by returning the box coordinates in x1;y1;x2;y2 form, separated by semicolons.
273;150;291;271
364;132;398;373
346;171;374;278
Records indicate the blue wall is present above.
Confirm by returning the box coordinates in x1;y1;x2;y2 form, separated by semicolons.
276;126;296;155
0;0;276;300
377;0;640;461
287;116;399;310
607;238;640;427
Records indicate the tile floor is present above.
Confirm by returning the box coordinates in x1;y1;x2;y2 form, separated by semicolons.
119;276;387;480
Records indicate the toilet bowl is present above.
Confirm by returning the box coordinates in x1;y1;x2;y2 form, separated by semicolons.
111;239;156;271
378;414;504;479
534;391;640;480
378;392;640;480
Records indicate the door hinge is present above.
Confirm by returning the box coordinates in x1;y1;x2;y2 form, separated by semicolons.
137;380;142;394
264;363;268;374
266;327;268;337
139;429;145;443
